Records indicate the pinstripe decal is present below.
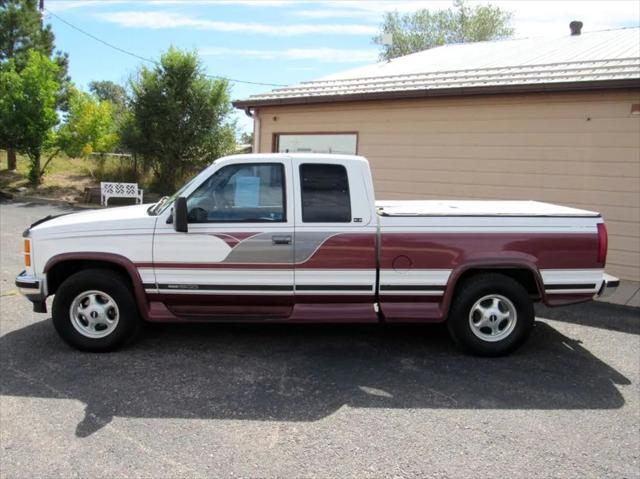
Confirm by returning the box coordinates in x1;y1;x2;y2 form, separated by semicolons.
157;284;293;291
545;283;596;291
296;285;372;291
380;285;445;292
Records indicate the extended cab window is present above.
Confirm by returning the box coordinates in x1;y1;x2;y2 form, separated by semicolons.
187;163;285;222
300;164;351;223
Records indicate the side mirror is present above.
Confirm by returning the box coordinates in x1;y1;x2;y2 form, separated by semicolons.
173;197;188;233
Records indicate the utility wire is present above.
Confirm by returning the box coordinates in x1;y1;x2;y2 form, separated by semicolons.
44;8;287;88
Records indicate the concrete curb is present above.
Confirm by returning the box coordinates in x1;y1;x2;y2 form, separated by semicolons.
597;280;640;308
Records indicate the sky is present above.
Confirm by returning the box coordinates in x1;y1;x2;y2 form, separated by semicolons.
44;0;640;134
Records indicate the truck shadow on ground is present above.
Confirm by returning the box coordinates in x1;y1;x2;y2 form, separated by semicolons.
0;320;631;438
536;303;640;335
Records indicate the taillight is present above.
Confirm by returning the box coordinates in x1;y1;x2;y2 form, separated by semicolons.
24;239;31;267
597;223;608;265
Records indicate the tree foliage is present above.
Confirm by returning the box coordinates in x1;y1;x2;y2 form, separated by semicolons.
239;131;253;145
0;50;60;183
89;80;127;112
125;47;236;192
1;0;50;66
0;0;70;170
0;0;69;99
57;88;119;158
374;0;514;60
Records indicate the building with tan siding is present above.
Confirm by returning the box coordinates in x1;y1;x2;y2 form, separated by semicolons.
234;26;640;284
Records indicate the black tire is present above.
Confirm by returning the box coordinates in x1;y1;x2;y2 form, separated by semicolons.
446;273;534;356
52;269;141;352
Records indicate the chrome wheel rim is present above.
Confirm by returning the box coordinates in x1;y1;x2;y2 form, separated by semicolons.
468;294;517;342
69;290;120;339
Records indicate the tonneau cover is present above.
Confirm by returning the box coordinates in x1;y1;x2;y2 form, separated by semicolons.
376;200;600;217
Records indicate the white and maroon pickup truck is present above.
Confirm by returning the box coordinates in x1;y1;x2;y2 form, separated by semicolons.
16;154;619;355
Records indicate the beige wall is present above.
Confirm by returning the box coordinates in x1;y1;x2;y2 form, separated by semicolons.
256;90;640;281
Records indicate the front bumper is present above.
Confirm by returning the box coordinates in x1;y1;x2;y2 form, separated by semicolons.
596;273;620;298
15;270;47;313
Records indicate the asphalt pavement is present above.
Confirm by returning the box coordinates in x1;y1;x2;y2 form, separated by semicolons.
1;200;639;478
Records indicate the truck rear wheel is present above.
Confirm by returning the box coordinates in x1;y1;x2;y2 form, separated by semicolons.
52;269;141;352
447;273;534;356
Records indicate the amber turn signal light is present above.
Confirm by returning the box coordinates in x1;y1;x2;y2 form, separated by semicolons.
24;240;31;266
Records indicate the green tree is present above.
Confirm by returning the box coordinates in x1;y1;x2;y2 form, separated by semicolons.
239;131;253;145
0;0;69;169
125;47;236;192
89;80;127;112
374;0;514;60
0;51;60;183
57;88;119;158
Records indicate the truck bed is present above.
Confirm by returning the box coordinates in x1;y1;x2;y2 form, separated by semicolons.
376;200;600;218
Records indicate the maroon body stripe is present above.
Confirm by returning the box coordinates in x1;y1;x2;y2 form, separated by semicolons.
380;232;601;270
297;233;376;269
543;293;595;306
210;232;262;248
211;233;241;248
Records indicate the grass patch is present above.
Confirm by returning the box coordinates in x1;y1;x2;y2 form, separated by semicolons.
0;150;151;202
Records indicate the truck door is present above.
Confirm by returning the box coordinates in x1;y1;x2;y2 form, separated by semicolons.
151;158;295;319
290;158;377;320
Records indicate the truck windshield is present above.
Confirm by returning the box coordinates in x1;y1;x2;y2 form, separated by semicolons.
148;176;198;215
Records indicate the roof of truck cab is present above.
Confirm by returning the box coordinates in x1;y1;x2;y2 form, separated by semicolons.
376;200;600;217
220;153;369;163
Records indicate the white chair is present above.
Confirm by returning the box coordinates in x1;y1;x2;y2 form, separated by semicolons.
100;182;144;206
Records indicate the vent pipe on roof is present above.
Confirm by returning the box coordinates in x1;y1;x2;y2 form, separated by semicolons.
570;21;583;35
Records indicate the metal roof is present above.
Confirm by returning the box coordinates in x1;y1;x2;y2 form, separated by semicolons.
234;27;640;108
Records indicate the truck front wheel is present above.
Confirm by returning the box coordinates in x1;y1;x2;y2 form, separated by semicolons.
52;269;141;352
447;273;534;356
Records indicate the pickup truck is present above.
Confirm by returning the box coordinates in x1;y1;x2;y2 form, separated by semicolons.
16;153;619;355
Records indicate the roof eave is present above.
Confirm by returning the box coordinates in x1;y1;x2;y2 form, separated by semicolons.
232;78;640;109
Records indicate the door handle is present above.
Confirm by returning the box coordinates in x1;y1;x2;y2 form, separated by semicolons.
272;235;292;245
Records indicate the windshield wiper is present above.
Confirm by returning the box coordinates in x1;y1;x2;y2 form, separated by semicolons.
148;196;169;216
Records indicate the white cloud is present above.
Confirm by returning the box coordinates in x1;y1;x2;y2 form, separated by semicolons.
309;1;452;15
147;0;295;5
202;46;378;63
46;0;130;12
97;10;377;35
292;9;379;20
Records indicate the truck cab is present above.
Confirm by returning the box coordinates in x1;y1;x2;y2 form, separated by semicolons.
149;154;379;321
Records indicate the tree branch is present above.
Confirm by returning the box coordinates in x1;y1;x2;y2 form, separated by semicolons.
40;148;61;175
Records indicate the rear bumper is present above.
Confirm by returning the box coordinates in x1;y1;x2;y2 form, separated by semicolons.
15;270;47;313
596;273;620;298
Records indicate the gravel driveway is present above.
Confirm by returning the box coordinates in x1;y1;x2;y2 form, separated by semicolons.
1;200;639;478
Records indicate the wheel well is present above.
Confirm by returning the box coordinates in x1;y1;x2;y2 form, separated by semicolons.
452;268;542;299
46;260;133;296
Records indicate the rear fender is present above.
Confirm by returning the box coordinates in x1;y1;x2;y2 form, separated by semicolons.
441;257;545;319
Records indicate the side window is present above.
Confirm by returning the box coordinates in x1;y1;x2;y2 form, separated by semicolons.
187;163;285;222
300;164;351;223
